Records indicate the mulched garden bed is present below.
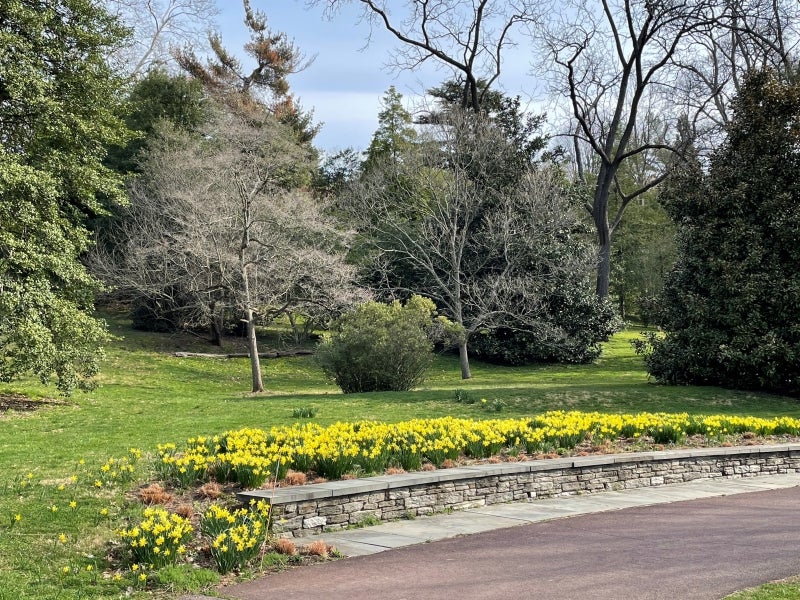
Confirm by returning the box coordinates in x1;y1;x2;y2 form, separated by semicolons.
0;393;64;414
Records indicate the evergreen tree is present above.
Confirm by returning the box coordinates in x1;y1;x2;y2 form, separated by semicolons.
0;0;130;393
106;68;209;174
174;0;318;143
362;86;417;173
642;69;800;395
421;77;555;178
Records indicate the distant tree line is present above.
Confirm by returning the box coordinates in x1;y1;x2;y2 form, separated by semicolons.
1;0;798;396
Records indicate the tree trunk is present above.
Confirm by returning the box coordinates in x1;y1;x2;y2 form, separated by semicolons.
287;312;300;346
458;340;472;380
593;167;614;300
209;302;224;347
245;307;264;393
596;237;612;300
240;261;263;392
209;320;223;347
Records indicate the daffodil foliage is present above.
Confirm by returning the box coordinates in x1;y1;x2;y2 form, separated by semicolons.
156;411;800;486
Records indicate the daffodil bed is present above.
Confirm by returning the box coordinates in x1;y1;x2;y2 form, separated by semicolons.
156;411;800;489
9;410;800;597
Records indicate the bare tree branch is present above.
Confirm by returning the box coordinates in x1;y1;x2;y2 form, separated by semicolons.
316;0;538;111
91;106;365;391
102;0;218;78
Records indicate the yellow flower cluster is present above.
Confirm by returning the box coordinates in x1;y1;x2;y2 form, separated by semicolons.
156;412;800;487
157;430;292;488
117;507;192;569
94;448;141;489
200;501;270;573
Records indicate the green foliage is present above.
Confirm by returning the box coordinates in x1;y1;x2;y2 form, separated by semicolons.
315;147;363;196
0;0;129;394
421;77;557;174
316;296;462;393
471;283;620;365
352;109;612;376
106;68;208;174
362;86;417;173
610;196;677;322
291;406;318;419
642;69;800;395
606;112;678;321
453;389;475;404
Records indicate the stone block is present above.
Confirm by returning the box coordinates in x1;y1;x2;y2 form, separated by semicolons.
298;502;318;515
486;491;515;504
303;516;327;529
326;514;350;525
405;494;436;509
350;510;380;524
272;515;303;532
559;481;583;492
437;492;465;505
317;504;344;516
341;501;365;513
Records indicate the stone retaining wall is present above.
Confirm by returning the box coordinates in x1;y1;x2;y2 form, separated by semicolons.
237;444;800;538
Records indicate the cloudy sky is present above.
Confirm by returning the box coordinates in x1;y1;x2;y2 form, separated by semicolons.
213;1;538;154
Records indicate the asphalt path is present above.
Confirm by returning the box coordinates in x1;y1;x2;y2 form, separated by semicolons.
223;486;800;600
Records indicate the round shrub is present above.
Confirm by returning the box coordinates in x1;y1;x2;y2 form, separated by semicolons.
471;284;620;365
316;296;453;393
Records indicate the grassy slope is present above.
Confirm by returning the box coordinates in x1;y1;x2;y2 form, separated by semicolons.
1;316;799;599
3;320;799;473
724;577;800;600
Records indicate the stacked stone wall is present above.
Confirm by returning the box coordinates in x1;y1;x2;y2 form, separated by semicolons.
236;446;800;537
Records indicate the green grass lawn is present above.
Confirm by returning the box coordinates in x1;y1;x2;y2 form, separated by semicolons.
1;314;799;599
724;577;800;599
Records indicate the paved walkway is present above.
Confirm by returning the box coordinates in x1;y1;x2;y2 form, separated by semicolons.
184;473;800;600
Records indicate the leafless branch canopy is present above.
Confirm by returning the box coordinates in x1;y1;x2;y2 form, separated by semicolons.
91;105;365;342
318;0;539;110
533;0;798;298
345;111;596;352
102;0;219;79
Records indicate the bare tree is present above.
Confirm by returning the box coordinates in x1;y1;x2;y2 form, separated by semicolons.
92;108;363;392
102;0;218;79
346;111;597;379
535;0;799;300
674;0;799;136
317;0;536;111
535;0;724;299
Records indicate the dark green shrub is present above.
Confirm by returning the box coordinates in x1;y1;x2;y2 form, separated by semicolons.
316;296;459;393
471;286;620;365
642;70;800;396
